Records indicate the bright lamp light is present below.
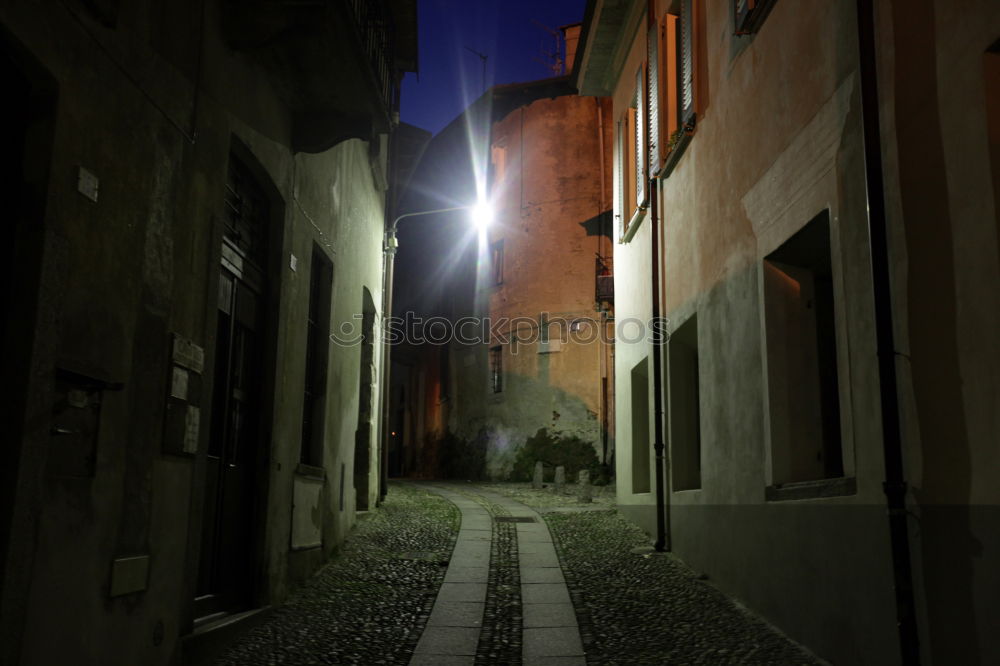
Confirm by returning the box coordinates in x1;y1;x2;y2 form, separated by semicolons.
470;201;493;231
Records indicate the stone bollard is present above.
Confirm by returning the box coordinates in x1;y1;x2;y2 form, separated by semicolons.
554;465;565;493
532;461;544;489
578;469;593;503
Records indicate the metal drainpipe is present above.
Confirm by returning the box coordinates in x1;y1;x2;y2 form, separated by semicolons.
645;0;670;555
650;180;670;553
855;0;920;662
596;97;609;468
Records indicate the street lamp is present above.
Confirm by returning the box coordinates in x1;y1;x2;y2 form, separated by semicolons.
470;201;493;232
377;200;492;501
386;201;491;245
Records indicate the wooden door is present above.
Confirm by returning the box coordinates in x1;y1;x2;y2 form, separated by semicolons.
196;153;271;618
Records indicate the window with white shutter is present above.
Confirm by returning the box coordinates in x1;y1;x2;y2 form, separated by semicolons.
615;97;644;239
614;118;623;238
634;65;647;210
680;0;695;125
647;20;660;177
655;0;698;175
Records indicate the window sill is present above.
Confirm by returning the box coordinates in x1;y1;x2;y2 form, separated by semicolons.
658;127;695;180
620;206;648;244
765;476;857;502
295;463;326;481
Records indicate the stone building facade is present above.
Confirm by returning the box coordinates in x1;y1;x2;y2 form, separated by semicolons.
0;1;415;664
576;0;1000;663
455;87;615;479
392;46;615;482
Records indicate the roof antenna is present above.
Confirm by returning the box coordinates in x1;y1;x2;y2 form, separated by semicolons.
531;20;565;76
464;46;489;94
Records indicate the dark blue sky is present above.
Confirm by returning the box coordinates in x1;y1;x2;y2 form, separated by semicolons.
400;0;588;135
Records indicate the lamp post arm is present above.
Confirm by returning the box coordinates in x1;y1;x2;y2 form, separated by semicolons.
390;205;470;235
379;203;472;497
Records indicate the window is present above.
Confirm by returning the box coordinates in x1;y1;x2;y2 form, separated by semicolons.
630;357;651;493
647;16;661;176
489;345;503;393
490;239;504;285
735;0;777;35
614;118;624;237
491;141;507;185
653;0;696;173
223;154;269;269
614;60;650;239
633;65;648;212
762;211;844;486
301;247;333;466
669;315;701;491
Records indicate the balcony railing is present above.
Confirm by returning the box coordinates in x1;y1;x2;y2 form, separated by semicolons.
596;255;614;303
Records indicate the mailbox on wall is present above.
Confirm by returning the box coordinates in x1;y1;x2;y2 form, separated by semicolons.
47;366;123;477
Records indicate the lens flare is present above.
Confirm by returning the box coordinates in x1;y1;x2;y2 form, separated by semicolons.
471;201;493;230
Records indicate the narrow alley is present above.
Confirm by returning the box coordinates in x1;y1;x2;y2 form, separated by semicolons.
215;482;818;665
2;0;998;664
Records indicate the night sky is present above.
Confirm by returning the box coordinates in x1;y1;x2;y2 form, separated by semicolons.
400;0;588;136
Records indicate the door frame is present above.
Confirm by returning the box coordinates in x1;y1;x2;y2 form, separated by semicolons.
186;136;287;626
0;26;59;666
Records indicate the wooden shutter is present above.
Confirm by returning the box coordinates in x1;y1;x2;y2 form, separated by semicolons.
647;22;659;176
680;0;695;125
635;65;647;208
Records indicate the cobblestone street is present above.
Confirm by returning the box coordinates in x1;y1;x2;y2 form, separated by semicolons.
215;482;820;665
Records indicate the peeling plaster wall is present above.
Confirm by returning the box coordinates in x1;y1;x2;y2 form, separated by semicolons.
0;3;387;665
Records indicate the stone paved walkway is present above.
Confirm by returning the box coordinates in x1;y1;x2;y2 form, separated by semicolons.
214;480;822;665
412;483;584;665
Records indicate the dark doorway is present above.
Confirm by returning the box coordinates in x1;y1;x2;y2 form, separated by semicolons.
196;151;276;618
0;31;56;664
354;289;377;511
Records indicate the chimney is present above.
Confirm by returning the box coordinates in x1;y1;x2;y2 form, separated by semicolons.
561;23;582;75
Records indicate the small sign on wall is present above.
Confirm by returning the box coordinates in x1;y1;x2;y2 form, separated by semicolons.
77;167;99;203
163;334;204;456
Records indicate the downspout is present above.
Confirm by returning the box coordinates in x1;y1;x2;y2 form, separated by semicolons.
855;0;920;662
650;178;669;552
648;1;669;554
596;97;609;467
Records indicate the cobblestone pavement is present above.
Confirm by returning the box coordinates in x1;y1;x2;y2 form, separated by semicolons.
215;482;459;665
483;483;821;666
216;481;822;665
